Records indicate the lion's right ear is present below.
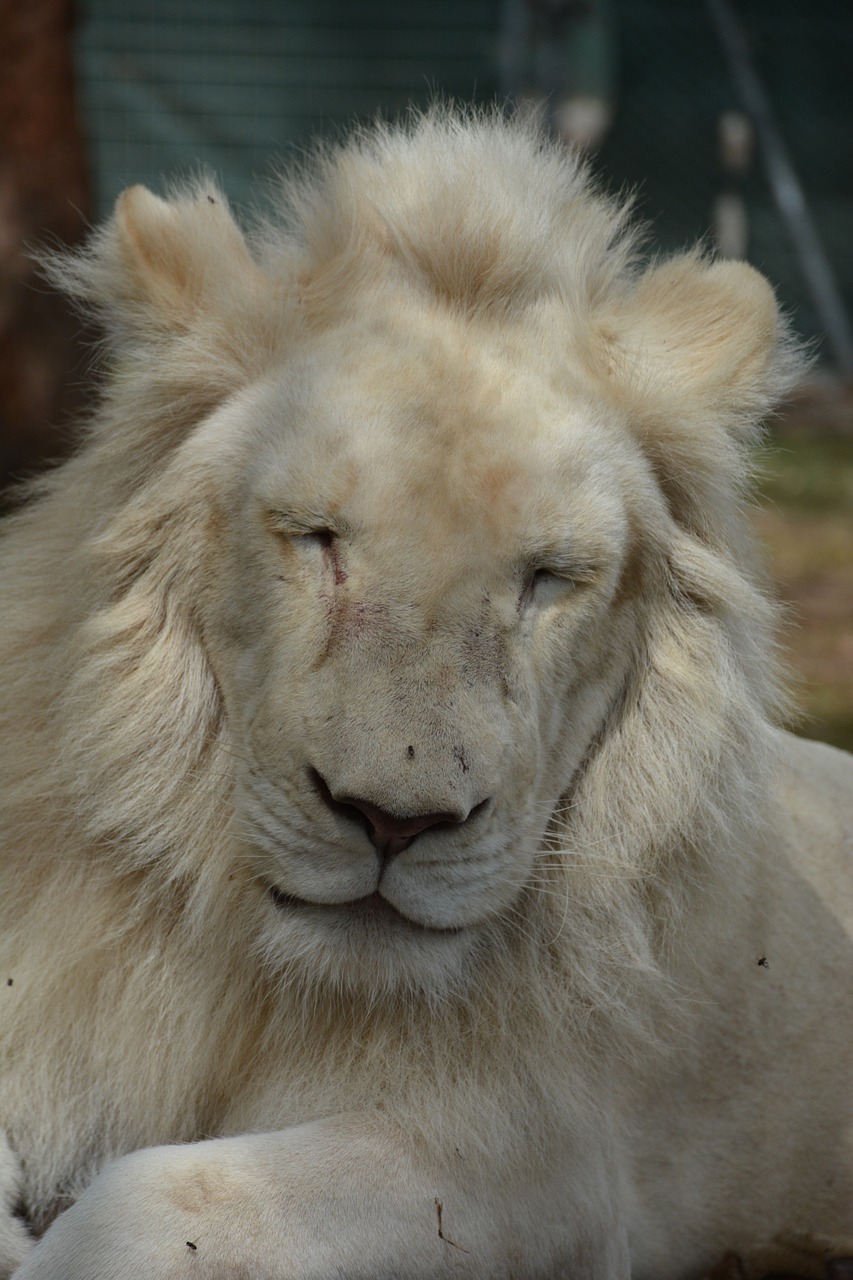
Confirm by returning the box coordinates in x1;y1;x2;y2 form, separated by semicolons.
46;181;264;345
42;182;285;471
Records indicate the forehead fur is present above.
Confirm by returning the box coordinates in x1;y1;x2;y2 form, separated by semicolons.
261;107;636;321
245;309;632;560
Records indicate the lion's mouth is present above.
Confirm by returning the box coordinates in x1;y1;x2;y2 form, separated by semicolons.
264;884;461;934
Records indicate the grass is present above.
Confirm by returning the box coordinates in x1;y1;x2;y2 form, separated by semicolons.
753;431;853;752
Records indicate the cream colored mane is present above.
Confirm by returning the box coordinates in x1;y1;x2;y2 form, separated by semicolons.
0;111;821;1265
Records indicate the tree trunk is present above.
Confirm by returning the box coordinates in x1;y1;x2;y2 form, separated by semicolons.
0;0;92;493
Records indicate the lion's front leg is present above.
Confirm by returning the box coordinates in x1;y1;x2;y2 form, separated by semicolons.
0;1135;33;1280
12;1118;628;1279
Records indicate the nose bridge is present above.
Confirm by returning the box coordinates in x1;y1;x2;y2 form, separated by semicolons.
336;690;479;819
335;604;462;710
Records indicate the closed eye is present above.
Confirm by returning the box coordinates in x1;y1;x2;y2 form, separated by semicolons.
266;511;338;546
519;567;577;610
518;552;602;610
294;528;335;550
273;524;347;585
532;567;574;588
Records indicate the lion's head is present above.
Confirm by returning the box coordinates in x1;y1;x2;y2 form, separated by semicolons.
39;110;802;1001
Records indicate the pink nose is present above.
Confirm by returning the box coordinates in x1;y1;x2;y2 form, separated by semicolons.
310;769;469;860
338;795;457;859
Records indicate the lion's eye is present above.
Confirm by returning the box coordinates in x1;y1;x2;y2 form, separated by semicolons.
294;528;335;550
519;567;576;610
267;513;337;547
533;568;570;589
278;526;347;585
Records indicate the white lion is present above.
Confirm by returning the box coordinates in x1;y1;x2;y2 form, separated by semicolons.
0;108;851;1280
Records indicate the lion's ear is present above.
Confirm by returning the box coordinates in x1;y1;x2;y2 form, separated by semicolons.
47;180;264;344
42;182;279;472
621;258;790;425
111;184;261;327
604;256;805;548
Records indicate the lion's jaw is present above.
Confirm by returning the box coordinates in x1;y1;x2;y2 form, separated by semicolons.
201;310;651;993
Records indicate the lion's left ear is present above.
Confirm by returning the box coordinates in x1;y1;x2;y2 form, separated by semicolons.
602;255;805;546
612;256;795;429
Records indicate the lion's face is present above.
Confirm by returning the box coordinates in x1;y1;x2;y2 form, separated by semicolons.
38;122;792;1001
199;302;660;991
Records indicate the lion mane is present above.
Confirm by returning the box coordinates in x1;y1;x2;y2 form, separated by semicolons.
1;109;850;1279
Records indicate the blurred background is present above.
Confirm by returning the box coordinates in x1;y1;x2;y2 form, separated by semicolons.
1;0;851;746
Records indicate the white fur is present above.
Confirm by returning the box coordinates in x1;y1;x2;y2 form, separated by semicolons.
0;1139;30;1274
1;107;850;1279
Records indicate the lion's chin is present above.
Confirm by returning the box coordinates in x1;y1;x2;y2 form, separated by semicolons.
257;880;484;997
264;883;464;935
